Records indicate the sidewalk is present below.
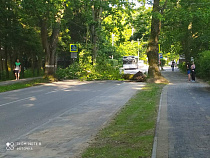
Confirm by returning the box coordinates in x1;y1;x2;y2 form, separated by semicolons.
153;67;210;158
0;77;43;86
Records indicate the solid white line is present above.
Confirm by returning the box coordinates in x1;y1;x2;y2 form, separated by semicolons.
0;96;34;107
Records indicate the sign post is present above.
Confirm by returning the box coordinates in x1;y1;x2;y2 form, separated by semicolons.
70;44;78;59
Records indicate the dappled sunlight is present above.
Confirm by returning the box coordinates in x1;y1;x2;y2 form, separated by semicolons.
41;80;91;91
23;104;34;107
131;84;145;90
29;97;37;101
132;87;143;90
142;86;152;91
63;89;72;92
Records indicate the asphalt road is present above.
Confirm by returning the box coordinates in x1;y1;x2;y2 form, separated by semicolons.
0;80;144;158
156;67;210;158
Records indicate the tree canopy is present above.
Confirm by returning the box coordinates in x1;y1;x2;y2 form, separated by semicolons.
0;0;209;80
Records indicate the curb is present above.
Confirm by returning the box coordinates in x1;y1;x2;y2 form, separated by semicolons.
152;85;169;158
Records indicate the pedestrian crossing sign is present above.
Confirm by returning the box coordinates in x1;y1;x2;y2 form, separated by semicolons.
70;44;78;52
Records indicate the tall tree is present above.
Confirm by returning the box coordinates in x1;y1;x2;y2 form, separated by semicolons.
147;0;161;77
22;0;66;76
146;0;167;78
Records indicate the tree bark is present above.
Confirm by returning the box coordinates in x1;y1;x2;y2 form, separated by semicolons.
147;0;161;77
41;19;59;76
4;45;9;79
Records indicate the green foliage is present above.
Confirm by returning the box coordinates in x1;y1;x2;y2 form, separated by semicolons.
178;61;186;73
161;0;210;60
23;69;45;78
178;51;210;81
56;50;122;81
108;59;118;67
160;59;166;67
195;51;210;80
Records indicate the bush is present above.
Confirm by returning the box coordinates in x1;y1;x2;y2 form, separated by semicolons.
178;61;186;73
56;50;122;81
160;59;166;67
56;62;82;80
195;51;210;80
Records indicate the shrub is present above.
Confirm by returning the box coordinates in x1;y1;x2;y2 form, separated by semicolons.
160;59;166;67
56;50;122;81
195;51;210;80
178;61;186;73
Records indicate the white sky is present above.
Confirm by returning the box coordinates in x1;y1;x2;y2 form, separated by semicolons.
129;0;153;9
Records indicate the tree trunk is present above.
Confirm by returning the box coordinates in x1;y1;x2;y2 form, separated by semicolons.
0;41;2;80
147;0;161;77
37;56;42;76
31;52;35;76
41;19;59;76
4;45;9;79
183;22;193;62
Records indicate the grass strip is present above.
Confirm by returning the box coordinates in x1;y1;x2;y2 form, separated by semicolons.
82;83;165;158
0;78;50;93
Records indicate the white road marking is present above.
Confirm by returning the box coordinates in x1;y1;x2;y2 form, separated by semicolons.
0;96;35;107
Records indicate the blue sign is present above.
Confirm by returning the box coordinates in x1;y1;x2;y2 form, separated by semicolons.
70;44;78;52
159;53;163;59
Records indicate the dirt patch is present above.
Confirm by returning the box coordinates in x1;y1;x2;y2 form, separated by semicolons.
147;76;169;84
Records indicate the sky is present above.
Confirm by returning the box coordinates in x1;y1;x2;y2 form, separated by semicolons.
129;0;153;9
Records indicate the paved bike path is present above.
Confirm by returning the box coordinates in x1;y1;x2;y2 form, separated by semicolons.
155;67;210;158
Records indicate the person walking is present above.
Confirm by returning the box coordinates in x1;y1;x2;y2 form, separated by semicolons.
191;62;196;82
186;62;191;81
171;60;175;71
14;59;21;80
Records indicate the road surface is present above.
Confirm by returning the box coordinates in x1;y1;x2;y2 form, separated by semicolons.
0;80;144;158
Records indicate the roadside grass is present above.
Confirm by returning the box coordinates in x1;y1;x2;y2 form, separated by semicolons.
82;83;165;158
0;78;50;93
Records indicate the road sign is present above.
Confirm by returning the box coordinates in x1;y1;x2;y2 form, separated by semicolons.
70;44;78;52
159;53;163;59
71;52;77;58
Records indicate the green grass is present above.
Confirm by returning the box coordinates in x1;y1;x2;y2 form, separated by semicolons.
0;78;50;93
82;83;165;158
